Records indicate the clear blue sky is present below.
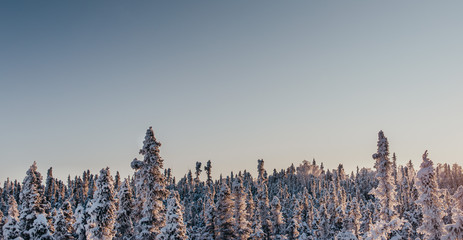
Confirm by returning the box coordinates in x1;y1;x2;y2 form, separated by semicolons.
1;1;462;182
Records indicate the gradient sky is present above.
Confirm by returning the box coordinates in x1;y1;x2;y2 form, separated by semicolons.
1;1;463;183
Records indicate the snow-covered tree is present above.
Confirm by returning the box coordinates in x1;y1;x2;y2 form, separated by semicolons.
202;194;216;240
2;196;22;240
366;131;404;240
53;200;75;240
53;209;73;240
271;196;287;239
416;150;445;240
232;176;251;240
19;162;51;240
86;167;117;240
115;179;134;240
157;191;188;240
131;127;168;239
30;214;53;240
74;203;88;240
369;131;398;222
216;183;235;240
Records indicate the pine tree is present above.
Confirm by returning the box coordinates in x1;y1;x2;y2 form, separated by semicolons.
157;191;188;240
115;179;135;240
44;167;56;207
271;196;287;239
2;196;22;240
74;203;88;240
370;131;398;223
216;183;235;240
0;209;4;240
250;206;265;240
365;131;404;240
131;127;168;239
86;167;117;240
232;176;251;240
19;162;51;240
53;200;75;240
416;151;445;240
202;195;216;240
53;209;73;240
257;159;273;240
30;214;53;240
443;185;463;239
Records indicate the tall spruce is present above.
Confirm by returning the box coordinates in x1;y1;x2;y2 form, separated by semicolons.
19;162;52;240
366;131;404;240
86;167;117;239
131;127;168;239
416;151;445;240
216;183;235;240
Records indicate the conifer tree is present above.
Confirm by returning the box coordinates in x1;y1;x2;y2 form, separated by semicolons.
53;200;75;240
157;191;188;240
365;131;404;240
416;151;445;240
216;183;235;240
250;206;265;240
232;176;251;240
19;162;51;240
257;159;273;239
202;195;216;240
443;186;463;239
44;168;56;207
271;196;287;239
30;214;53;240
115;179;135;240
53;209;74;240
74;203;88;240
131;127;168;239
86;167;117;240
2;196;22;240
370;131;398;222
0;209;4;240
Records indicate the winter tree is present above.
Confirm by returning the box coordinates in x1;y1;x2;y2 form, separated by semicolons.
232;176;251;240
157;191;188;240
416;151;446;239
19;162;52;240
2;196;22;240
365;131;404;240
131;127;168;239
86;167;117;240
114;179;135;240
216;183;235;240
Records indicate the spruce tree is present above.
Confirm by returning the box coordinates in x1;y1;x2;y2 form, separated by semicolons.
2;196;22;240
74;203;88;240
114;178;135;240
216;183;235;240
365;131;404;240
53;200;75;240
157;191;188;240
443;186;463;239
86;167;117;240
131;127;168;239
19;162;51;240
271;196;287;239
232;176;251;240
416;151;445;240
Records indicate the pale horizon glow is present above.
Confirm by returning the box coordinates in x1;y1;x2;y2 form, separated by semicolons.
1;1;463;183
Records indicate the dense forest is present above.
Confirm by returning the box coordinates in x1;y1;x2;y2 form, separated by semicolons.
1;127;463;239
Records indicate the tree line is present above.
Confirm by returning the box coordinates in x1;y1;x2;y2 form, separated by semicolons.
1;127;463;239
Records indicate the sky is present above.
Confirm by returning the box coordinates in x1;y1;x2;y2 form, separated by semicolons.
1;1;463;183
